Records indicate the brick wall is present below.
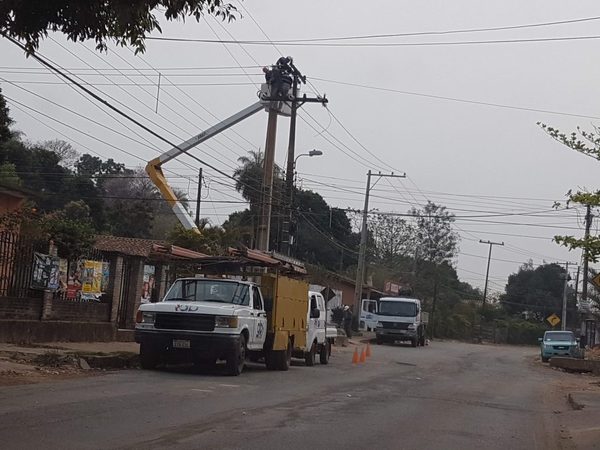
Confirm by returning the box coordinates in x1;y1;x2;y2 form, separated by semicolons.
0;297;42;319
49;300;111;322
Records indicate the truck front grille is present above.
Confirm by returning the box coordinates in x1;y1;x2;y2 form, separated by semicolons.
380;322;410;330
155;313;215;332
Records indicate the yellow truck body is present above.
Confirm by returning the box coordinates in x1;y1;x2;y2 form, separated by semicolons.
259;273;308;351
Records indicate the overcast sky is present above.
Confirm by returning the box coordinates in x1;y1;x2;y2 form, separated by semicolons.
2;0;600;294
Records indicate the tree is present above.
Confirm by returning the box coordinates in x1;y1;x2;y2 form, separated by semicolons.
40;139;79;168
0;1;238;54
500;263;576;323
538;122;600;261
0;162;21;187
0;87;13;143
411;201;459;264
369;214;415;262
40;200;96;260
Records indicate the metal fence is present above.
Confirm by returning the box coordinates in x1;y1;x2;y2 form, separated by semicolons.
0;231;44;298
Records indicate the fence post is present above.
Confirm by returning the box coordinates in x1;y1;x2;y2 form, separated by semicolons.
41;289;53;320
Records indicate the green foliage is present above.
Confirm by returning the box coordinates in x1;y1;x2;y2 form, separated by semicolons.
40;201;96;260
0;87;13;142
0;162;21;187
410;201;459;264
369;214;415;262
500;263;575;323
169;223;226;255
538;122;600;261
0;1;238;54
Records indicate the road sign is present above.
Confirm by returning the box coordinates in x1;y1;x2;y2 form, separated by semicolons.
546;313;561;327
591;273;600;290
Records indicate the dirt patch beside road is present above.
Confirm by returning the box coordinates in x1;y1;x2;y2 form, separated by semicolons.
0;342;140;386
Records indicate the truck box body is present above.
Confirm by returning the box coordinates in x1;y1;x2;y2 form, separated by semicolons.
260;274;308;351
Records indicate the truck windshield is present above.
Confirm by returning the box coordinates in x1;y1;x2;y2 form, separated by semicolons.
544;332;574;341
164;279;249;305
378;301;417;317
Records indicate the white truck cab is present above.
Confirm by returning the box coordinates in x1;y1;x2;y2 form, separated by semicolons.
135;277;267;375
297;291;336;366
375;297;428;347
359;298;379;331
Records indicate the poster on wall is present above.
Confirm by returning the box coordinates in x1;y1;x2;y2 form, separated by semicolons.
31;252;60;290
101;262;110;293
141;264;155;304
81;260;103;294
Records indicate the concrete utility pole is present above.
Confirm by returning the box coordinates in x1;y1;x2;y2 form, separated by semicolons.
353;171;406;317
479;240;504;310
194;167;202;228
280;77;298;255
256;109;279;251
561;261;572;331
581;205;593;307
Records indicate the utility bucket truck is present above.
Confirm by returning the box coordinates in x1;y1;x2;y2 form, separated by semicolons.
375;297;428;347
135;249;334;375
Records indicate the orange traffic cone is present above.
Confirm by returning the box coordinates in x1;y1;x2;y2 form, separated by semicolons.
352;347;359;364
359;347;366;363
366;342;371;358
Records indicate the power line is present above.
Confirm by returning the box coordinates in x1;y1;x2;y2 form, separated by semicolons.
145;34;600;47
185;15;600;43
310;77;600;120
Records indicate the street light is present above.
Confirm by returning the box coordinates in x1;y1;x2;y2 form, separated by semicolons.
293;149;323;168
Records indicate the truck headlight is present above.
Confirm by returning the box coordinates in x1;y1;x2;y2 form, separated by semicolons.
215;316;238;328
407;324;416;330
136;311;155;324
376;321;383;328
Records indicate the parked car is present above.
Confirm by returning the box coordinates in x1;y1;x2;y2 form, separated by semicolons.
539;331;578;362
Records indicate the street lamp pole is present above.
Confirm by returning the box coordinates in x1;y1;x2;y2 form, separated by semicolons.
280;149;323;255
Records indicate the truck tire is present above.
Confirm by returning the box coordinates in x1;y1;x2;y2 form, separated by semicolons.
319;340;330;365
419;333;426;347
305;341;317;367
226;334;246;376
139;344;159;370
541;356;549;363
411;338;418;348
376;335;384;345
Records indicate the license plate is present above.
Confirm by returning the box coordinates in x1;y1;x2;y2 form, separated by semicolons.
173;339;191;349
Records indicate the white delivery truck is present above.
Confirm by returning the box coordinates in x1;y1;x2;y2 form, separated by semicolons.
294;290;337;366
375;297;428;347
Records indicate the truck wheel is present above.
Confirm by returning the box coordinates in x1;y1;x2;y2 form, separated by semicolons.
277;338;292;371
305;341;317;367
140;344;159;370
541;356;549;363
419;334;426;346
411;338;418;348
319;340;330;365
376;336;384;345
226;334;246;376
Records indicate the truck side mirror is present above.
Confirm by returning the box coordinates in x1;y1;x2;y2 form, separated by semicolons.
538;338;543;342
310;308;320;319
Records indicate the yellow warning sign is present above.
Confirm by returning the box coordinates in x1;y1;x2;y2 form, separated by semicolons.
591;273;600;290
546;313;561;327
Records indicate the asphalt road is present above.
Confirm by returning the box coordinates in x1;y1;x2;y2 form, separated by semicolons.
0;341;582;449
